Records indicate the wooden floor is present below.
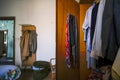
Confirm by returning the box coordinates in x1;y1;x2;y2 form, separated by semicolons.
18;69;51;80
18;69;33;80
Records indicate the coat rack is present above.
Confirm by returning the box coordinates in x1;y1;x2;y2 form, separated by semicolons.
20;24;37;67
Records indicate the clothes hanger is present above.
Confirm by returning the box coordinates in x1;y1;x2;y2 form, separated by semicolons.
94;0;100;3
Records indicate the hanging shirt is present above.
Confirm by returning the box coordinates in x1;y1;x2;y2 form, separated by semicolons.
91;0;106;59
90;3;99;50
82;3;97;69
82;3;96;52
20;30;30;61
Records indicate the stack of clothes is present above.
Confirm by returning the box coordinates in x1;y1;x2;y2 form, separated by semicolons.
88;65;111;80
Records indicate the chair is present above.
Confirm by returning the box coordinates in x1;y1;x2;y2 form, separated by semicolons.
50;58;56;80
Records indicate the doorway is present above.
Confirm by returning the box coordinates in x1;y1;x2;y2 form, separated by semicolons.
0;17;15;64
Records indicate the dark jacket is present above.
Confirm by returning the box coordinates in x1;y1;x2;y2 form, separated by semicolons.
114;0;120;46
29;30;37;54
102;0;118;61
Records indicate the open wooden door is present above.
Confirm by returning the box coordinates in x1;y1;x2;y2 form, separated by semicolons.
56;0;80;80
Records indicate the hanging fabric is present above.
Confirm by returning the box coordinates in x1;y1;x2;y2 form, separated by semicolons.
82;2;99;69
91;0;106;59
114;0;120;47
102;0;118;62
111;0;120;78
65;14;71;68
65;14;78;68
20;30;30;61
20;25;37;66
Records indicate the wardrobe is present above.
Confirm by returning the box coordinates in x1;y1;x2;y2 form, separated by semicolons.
56;0;118;80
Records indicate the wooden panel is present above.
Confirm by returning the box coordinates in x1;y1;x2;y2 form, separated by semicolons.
56;0;80;80
80;4;92;80
21;25;36;31
80;0;94;4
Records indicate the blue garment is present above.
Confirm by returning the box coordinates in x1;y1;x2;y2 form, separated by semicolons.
82;3;95;51
82;3;96;69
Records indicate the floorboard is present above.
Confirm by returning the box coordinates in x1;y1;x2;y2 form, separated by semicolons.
18;69;51;80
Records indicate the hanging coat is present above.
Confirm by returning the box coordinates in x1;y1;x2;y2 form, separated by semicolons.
102;0;118;61
20;30;30;61
20;30;37;62
29;30;37;55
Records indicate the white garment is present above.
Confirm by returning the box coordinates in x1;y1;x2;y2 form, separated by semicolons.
91;0;106;59
82;3;95;41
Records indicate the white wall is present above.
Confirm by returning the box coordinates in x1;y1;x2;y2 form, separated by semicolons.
0;0;56;66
